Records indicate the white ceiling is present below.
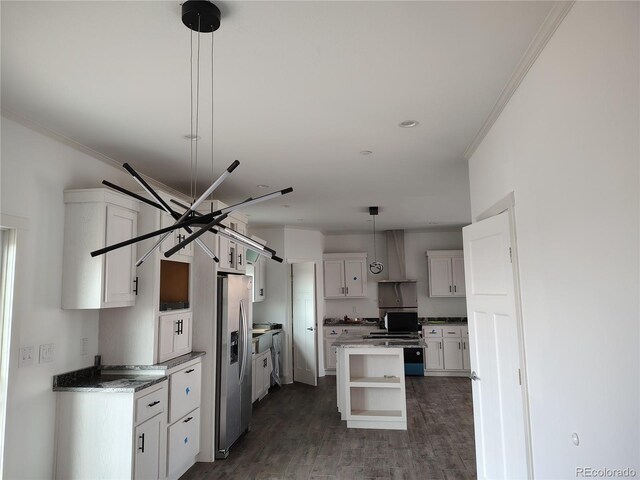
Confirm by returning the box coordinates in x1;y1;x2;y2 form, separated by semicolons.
1;1;554;232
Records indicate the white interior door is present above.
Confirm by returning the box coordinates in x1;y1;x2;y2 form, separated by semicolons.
292;262;317;386
463;210;528;479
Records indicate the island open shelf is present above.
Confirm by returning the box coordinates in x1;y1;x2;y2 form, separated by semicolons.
337;347;407;430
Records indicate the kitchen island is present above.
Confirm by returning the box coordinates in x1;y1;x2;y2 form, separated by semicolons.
333;332;426;430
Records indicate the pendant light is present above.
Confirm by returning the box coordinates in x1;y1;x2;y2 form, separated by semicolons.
91;1;292;265
368;206;384;275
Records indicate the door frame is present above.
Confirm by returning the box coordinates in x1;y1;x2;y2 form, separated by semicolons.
287;259;320;385
474;192;534;479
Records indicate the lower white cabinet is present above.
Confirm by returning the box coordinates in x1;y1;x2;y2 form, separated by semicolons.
55;381;168;480
324;325;379;372
158;312;193;364
166;359;202;480
423;325;470;376
252;350;272;402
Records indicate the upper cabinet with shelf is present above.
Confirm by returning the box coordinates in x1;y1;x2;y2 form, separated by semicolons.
426;250;466;297
62;188;139;309
323;253;368;298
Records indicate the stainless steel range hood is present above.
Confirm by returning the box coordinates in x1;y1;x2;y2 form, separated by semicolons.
378;230;415;282
377;230;417;312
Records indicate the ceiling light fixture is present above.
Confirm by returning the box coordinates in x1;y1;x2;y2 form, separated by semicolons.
360;150;373;155
399;120;419;128
90;1;292;266
368;206;384;275
257;184;270;189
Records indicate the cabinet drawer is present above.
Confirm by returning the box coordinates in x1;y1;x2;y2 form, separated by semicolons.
462;326;469;338
443;326;462;337
135;383;168;425
170;363;201;424
168;407;200;478
324;327;341;338
423;326;443;337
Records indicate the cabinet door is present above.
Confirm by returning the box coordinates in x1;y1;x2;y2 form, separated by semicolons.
257;257;266;301
134;414;162;480
158;314;177;362
218;235;231;270
104;204;137;306
174;312;192;356
451;256;466;297
443;337;464;370
424;339;444;370
462;339;471;370
324;260;346;298
160;211;193;258
429;257;453;297
235;223;246;273
324;340;337;370
344;259;367;297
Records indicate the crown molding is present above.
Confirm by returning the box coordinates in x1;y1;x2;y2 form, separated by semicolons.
1;108;190;201
463;1;575;160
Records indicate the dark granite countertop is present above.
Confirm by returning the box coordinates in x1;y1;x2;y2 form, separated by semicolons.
53;367;168;393
420;317;467;325
101;351;206;372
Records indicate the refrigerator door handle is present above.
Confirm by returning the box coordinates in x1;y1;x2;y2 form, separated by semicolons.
239;299;248;384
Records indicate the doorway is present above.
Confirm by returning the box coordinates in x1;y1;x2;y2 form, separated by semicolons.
290;262;317;386
463;207;532;478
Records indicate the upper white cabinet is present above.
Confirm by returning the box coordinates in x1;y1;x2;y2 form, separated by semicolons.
247;256;266;303
99;191;193;366
62;188;139;309
323;253;368;298
426;250;466;297
202;200;248;275
160;211;194;258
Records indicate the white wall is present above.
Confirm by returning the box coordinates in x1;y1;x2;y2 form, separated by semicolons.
324;231;467;319
468;3;639;477
0;117;140;479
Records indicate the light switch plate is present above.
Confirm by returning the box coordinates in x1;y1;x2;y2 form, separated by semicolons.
39;344;54;364
19;346;35;367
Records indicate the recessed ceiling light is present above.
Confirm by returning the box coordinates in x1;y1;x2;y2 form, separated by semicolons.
257;184;270;189
399;120;419;128
183;134;201;141
360;150;373;155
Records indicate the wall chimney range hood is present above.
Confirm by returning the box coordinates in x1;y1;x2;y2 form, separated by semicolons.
377;230;416;283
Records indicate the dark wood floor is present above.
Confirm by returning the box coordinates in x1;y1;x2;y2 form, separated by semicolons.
182;375;476;480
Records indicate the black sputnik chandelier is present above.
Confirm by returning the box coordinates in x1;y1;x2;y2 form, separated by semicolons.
91;1;291;265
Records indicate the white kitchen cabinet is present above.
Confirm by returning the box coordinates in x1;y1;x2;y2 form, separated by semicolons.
426;250;466;297
462;338;471;370
251;350;272;402
134;413;163;480
62;188;140;309
166;358;202;480
422;325;470;376
443;337;464;370
323;253;368;298
56;381;168;480
323;325;379;372
160;211;194;258
158;312;193;363
207;203;248;275
424;338;444;371
99;191;194;366
247;256;266;303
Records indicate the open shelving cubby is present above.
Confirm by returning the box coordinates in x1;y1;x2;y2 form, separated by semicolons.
343;347;407;430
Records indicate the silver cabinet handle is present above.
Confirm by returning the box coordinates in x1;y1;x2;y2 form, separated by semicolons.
470;371;479;381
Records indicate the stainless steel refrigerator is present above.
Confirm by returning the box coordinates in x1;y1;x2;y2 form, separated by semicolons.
215;274;253;459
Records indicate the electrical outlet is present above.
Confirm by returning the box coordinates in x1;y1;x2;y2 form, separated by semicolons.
80;338;88;356
39;343;54;364
19;346;35;368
